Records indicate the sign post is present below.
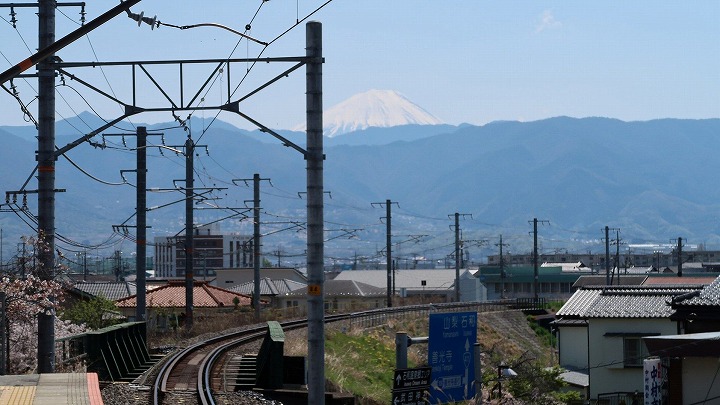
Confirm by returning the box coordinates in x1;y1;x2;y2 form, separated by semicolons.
391;367;431;405
428;311;478;403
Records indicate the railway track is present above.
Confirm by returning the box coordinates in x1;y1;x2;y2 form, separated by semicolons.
151;301;513;405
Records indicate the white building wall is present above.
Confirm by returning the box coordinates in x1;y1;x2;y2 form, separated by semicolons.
557;326;588;371
459;273;486;301
154;236;176;278
589;318;677;399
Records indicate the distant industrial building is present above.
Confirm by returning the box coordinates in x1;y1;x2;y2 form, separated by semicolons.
487;249;720;270
153;224;254;278
477;264;589;301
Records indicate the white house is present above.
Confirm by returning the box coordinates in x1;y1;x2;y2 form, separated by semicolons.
280;279;386;314
642;276;720;404
553;285;697;402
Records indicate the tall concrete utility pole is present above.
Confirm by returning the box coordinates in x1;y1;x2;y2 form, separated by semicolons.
677;237;683;277
386;201;392;307
36;0;56;373
605;226;610;286
237;173;271;320
528;218;549;300
450;213;472;302
372;199;398;307
533;219;538;299
184;136;195;330
0;0;141;374
454;213;461;302
305;21;325;405
136;127;147;322
254;173;261;320
615;229;620;285
496;235;509;299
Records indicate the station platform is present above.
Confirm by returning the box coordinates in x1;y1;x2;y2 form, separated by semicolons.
0;373;103;405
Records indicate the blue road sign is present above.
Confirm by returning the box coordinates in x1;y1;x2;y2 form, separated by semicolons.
428;311;477;404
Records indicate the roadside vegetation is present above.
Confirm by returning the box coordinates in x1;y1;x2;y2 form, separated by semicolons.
283;310;579;404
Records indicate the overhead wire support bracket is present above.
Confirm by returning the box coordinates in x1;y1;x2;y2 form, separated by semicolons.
51;57;312;156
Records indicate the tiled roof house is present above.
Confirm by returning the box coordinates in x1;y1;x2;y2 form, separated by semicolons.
115;281;254;328
553;285;697;402
71;281;137;301
229;278;307;308
281;279;386;313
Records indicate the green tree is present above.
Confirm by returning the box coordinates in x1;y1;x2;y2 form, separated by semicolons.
506;363;581;404
60;296;122;330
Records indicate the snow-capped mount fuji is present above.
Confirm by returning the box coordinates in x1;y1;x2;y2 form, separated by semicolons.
294;89;443;137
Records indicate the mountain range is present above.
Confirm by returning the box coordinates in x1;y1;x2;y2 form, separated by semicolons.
1;91;719;263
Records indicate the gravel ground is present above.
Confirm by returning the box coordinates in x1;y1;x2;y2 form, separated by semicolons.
100;383;284;405
99;324;298;405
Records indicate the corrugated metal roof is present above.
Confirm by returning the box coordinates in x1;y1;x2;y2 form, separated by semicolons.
333;269;461;290
557;286;696;318
116;281;252;308
72;282;136;301
559;370;589;387
572;275;646;288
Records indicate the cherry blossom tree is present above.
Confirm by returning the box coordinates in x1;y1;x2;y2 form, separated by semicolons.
0;235;87;373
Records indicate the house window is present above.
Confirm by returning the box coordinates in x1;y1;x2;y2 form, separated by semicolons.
623;337;649;367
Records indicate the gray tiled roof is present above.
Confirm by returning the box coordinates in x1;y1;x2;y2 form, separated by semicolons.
230;278;306;296
284;279;386;298
672;275;720;307
557;286;696;318
72;282;137;301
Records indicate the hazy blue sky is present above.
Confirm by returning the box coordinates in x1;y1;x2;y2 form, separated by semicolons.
1;1;718;132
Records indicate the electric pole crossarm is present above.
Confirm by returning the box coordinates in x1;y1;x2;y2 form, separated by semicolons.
55;58;307;112
228;108;307;155
0;0;141;84
54;56;310;68
56;68;127;107
53;114;131;157
235;61;306;104
54;58;310;154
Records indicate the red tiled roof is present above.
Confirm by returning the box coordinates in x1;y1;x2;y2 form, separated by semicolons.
642;276;717;286
116;281;252;308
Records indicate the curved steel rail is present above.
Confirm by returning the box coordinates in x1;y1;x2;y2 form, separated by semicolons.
154;300;512;405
